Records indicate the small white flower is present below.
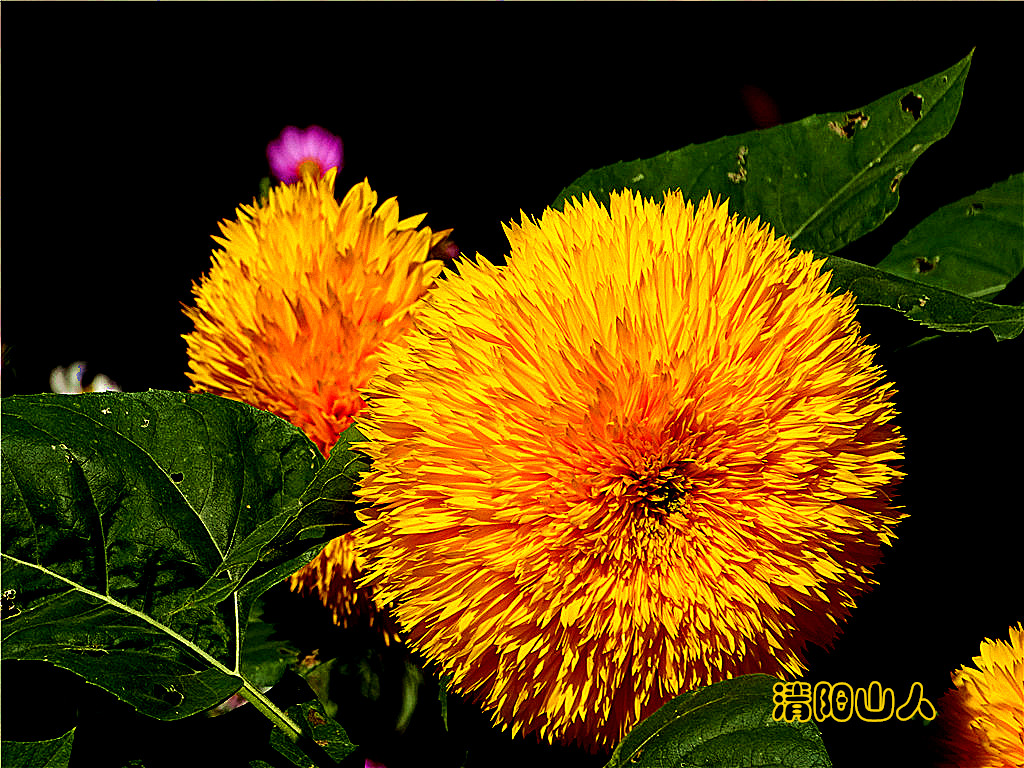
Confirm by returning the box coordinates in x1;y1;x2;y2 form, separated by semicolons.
49;361;120;394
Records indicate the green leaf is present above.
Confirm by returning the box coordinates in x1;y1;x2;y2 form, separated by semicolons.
875;173;1024;299
554;51;973;255
297;423;370;526
439;672;453;731
239;598;301;690
268;694;357;767
824;254;1024;340
605;675;831;768
173;423;368;615
1;391;360;720
258;176;273;206
1;728;76;768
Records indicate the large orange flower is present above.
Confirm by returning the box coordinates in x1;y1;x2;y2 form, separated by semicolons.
353;190;905;748
183;169;447;632
938;624;1024;768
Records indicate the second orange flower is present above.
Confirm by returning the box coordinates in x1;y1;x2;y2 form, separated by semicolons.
183;167;449;632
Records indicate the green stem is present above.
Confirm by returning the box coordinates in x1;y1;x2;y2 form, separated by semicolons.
3;556;341;765
238;680;304;740
239;680;339;768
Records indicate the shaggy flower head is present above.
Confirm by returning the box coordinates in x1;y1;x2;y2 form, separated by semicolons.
354;190;905;748
267;125;343;184
184;169;447;631
938;624;1024;768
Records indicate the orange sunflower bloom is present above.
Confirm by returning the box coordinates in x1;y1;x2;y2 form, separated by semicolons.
183;168;448;632
353;190;905;748
938;624;1024;768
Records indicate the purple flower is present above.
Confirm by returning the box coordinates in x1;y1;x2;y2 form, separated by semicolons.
266;125;343;183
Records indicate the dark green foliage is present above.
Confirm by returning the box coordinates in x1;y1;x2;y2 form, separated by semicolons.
875;173;1024;300
554;52;973;256
1;391;364;764
551;50;1022;341
1;728;76;768
605;675;831;768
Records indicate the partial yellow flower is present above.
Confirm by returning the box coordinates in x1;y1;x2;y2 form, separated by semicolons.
183;169;447;633
353;190;905;749
939;623;1024;768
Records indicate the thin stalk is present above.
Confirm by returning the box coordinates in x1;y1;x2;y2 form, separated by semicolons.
239;680;340;768
237;680;305;741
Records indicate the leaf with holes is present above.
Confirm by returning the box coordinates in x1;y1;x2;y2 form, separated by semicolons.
874;173;1024;299
267;694;357;767
605;674;831;768
553;50;973;255
824;254;1024;340
0;391;362;720
1;728;76;768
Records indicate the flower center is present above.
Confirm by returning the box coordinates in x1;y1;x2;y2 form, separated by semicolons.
619;451;690;520
643;478;686;515
296;158;322;181
638;471;688;525
628;473;688;546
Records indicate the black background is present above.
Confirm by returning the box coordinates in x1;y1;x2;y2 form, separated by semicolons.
2;5;1022;768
